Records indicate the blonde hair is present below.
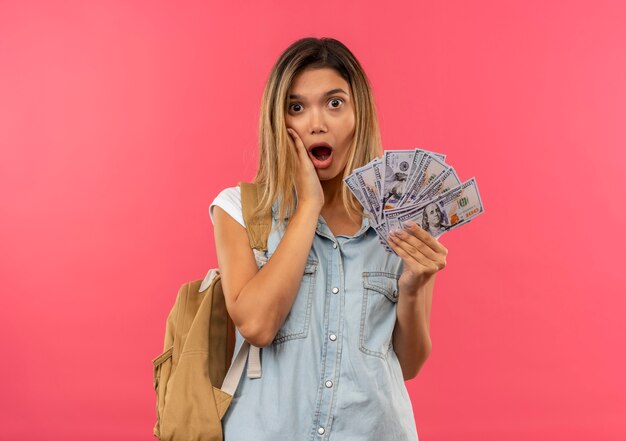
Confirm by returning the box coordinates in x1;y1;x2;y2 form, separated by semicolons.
254;37;382;224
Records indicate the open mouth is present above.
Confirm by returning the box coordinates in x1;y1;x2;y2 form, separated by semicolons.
310;145;332;161
307;143;334;169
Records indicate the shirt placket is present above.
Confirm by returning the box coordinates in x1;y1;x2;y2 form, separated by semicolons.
311;221;344;440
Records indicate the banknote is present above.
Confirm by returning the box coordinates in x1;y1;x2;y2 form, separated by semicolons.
372;158;384;196
353;161;383;218
413;147;446;163
381;202;422;237
344;174;371;215
344;148;483;254
386;177;484;239
345;161;388;247
381;150;415;211
345;174;384;231
401;149;446;195
416;166;461;204
373;223;393;253
401;153;449;206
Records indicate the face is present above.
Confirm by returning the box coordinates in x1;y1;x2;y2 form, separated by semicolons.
285;67;356;181
425;203;441;226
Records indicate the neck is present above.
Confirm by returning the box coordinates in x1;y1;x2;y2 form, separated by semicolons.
320;173;345;208
319;172;362;225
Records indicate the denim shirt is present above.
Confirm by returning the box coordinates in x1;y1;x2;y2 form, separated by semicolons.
222;204;419;441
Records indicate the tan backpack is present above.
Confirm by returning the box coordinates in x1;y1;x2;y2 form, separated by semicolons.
152;182;271;440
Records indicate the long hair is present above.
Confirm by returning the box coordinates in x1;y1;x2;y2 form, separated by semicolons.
253;37;382;223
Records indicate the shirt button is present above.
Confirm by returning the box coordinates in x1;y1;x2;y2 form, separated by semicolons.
318;427;325;435
332;287;339;294
332;242;338;249
329;334;337;341
325;380;333;388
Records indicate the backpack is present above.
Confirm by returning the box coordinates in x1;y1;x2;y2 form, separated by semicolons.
152;182;272;441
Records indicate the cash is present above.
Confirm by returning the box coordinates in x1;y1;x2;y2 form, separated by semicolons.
344;148;484;253
381;150;415;211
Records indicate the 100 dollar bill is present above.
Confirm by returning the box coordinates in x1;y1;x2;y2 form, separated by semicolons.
401;153;449;205
386;177;484;239
353;161;383;218
381;150;415;211
416;166;461;204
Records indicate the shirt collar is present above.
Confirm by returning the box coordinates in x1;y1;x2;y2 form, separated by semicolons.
271;200;373;238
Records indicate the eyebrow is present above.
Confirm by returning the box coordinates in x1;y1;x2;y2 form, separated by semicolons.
288;88;349;100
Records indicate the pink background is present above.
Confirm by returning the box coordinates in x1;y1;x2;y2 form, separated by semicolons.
1;0;625;439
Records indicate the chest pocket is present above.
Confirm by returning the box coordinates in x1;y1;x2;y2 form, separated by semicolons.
272;259;318;345
360;271;400;359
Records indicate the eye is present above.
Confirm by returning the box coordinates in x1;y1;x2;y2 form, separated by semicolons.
288;103;303;113
328;98;343;109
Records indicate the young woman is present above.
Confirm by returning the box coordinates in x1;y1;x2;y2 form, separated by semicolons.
210;37;448;441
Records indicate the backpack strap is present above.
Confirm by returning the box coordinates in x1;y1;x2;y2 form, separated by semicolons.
239;182;272;251
224;182;271;382
221;340;253;396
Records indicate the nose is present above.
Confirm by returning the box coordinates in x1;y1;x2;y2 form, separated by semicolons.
308;108;327;134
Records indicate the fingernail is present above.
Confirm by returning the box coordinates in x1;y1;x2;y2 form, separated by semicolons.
402;220;416;228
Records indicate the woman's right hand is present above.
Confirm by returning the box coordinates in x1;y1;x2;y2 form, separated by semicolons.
287;128;324;213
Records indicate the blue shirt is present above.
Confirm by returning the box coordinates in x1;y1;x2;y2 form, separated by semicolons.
220;195;419;441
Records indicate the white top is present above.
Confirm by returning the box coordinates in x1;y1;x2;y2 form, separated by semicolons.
209;186;245;228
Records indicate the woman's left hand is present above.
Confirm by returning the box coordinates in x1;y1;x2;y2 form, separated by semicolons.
387;220;448;295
